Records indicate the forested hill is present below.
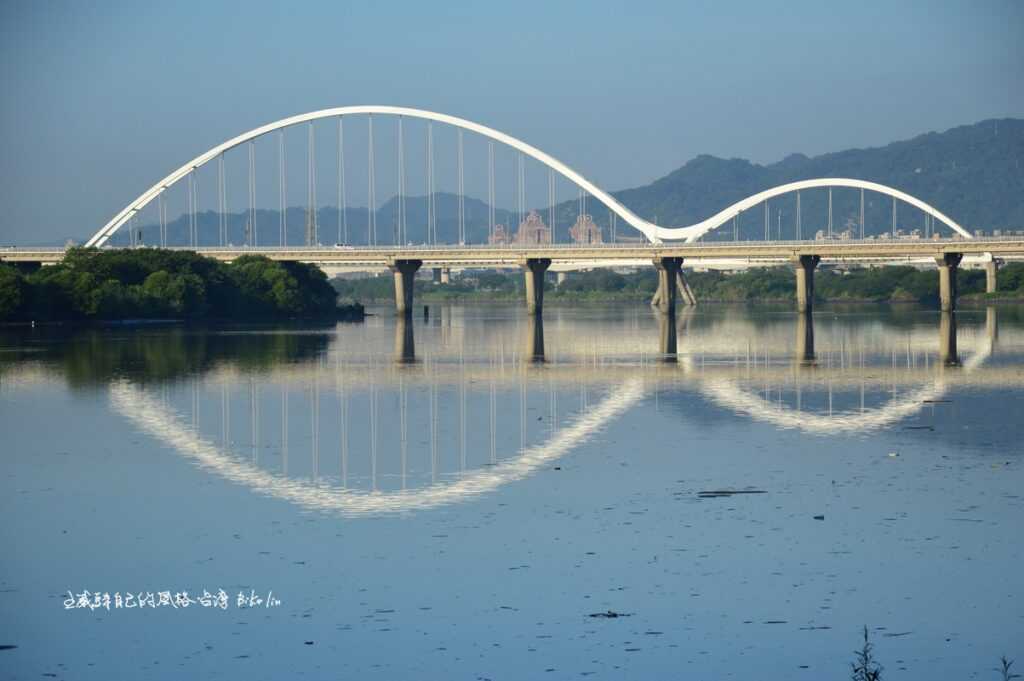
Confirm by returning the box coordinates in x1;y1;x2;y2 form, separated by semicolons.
613;118;1024;237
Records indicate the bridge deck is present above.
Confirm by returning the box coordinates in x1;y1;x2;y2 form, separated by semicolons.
4;238;1024;265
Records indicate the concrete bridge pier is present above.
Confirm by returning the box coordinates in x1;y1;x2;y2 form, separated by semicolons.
676;269;697;306
390;259;423;316
651;257;684;312
791;255;820;313
986;305;998;343
984;259;999;294
522;258;551;315
556;271;567;285
939;311;959;366
935;253;963;312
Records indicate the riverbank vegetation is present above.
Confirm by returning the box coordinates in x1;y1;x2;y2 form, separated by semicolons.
0;248;362;322
330;262;1024;305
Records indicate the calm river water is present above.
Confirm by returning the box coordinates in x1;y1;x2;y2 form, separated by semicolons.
1;303;1022;680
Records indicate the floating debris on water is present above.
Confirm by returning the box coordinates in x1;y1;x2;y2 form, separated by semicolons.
698;489;766;499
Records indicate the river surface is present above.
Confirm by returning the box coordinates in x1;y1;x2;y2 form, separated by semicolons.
1;303;1022;680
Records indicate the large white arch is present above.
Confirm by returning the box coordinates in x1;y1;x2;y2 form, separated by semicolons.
85;105;661;247
662;178;973;242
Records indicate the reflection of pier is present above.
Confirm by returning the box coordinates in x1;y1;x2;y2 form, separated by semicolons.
795;311;815;364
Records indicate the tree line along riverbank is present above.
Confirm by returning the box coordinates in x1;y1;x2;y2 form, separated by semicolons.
0;248;362;323
330;262;1024;305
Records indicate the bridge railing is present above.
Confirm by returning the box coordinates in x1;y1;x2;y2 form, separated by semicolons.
5;235;1024;253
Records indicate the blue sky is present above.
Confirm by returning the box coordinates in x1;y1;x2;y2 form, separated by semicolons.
1;0;1021;244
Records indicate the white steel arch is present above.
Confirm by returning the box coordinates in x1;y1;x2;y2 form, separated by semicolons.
663;178;973;242
85;105;661;247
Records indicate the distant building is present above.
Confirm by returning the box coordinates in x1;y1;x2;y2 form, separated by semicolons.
569;214;603;244
489;224;511;245
514;211;551;245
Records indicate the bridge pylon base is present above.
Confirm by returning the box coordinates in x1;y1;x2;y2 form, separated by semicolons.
677;269;697;306
791;255;820;313
651;257;684;312
390;259;423;317
984;259;998;294
935;253;962;312
521;258;551;316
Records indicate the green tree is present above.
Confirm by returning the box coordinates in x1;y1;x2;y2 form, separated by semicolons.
0;265;26;321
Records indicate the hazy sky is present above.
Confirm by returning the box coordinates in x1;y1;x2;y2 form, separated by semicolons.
1;0;1021;244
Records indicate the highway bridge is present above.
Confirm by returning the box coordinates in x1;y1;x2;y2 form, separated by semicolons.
5;105;1023;316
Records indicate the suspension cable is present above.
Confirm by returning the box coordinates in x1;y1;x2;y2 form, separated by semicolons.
516;152;524;228
487;141;495;242
338;116;347;245
158;192;166;246
368;115;376;246
457;128;464;244
548;168;555;243
796;189;802;240
307;122;318;246
248;141;256;246
278;131;286;246
426;122;435;244
218;153;226;246
859;188;865;239
828;187;833;238
188;170;196;247
398;116;406;245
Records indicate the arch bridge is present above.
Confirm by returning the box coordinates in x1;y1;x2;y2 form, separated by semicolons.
4;105;1023;315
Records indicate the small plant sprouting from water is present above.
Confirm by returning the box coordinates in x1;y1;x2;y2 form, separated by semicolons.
999;657;1020;681
851;626;883;681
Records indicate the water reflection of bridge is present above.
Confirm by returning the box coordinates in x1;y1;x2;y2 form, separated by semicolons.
105;307;1018;516
5;307;1018;516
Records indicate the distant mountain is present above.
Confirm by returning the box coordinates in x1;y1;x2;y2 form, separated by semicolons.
118;118;1023;247
613;118;1024;239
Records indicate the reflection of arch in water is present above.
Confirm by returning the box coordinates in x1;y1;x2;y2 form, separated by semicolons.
696;315;992;435
110;377;644;516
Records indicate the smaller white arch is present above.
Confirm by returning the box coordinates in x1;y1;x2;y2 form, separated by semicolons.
656;178;973;242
